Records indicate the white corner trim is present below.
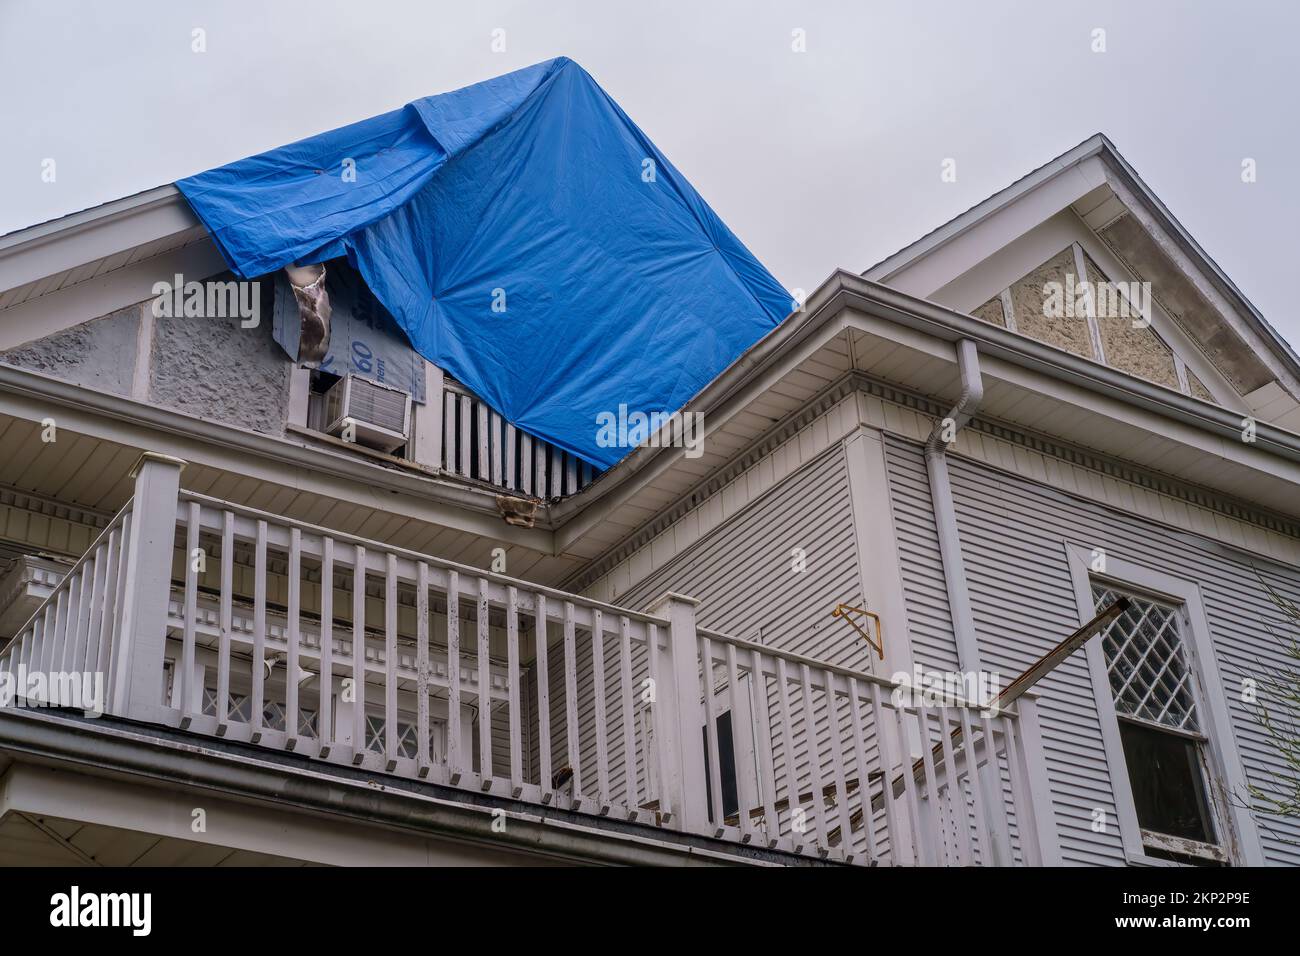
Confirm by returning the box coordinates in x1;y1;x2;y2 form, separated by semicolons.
1072;242;1107;366
998;288;1018;333
1063;542;1266;866
412;361;444;470
842;427;914;679
286;363;312;428
131;303;154;403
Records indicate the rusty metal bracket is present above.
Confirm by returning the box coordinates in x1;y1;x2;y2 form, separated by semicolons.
831;603;884;660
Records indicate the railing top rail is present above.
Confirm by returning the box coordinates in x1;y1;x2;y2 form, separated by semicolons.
0;497;134;657
696;625;898;692
697;625;1020;715
176;488;671;629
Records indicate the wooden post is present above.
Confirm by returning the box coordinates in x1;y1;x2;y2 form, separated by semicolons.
1013;691;1062;865
412;361;444;470
112;452;185;722
646;592;708;834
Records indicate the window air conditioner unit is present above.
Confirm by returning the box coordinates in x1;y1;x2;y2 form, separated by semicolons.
323;374;412;453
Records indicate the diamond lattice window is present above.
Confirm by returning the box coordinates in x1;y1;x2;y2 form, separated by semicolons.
1093;584;1200;732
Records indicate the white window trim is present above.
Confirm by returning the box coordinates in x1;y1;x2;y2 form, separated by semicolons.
287;363;312;427
411;360;444;469
1064;543;1264;866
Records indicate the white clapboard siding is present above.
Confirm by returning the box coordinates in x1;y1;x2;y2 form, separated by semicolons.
882;439;962;674
600;447;877;849
895;435;1300;866
886;435;1115;865
619;447;868;669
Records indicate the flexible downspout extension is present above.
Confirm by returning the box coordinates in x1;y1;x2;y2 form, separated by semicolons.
924;338;984;675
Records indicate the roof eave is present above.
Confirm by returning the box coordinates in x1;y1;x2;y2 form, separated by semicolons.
552;268;1300;545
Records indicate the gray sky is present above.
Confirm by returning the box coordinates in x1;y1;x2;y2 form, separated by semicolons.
3;0;1297;343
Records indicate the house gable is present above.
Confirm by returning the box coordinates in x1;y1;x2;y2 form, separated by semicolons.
865;135;1300;432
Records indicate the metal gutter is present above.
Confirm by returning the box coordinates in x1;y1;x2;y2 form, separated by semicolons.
5;264;1299;565
548;285;850;543
0;708;822;867
554;269;1300;552
844;273;1300;468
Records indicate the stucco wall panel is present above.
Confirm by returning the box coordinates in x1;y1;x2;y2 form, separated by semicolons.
1188;370;1216;403
149;305;289;435
1009;248;1095;359
973;298;1006;327
0;305;138;396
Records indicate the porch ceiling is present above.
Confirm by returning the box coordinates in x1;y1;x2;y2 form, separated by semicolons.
0;809;314;866
0;405;584;584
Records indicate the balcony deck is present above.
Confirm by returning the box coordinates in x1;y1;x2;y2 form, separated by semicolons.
0;454;1057;866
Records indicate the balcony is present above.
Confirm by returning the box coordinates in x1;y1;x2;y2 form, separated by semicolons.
0;453;1055;865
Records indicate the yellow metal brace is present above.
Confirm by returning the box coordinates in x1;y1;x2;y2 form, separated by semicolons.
831;603;884;660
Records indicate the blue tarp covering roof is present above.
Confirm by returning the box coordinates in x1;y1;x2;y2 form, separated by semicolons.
177;57;790;469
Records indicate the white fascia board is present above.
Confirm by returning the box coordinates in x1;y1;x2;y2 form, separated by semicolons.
1099;161;1300;397
863;135;1110;287
848;274;1300;463
1094;146;1300;380
0;186;201;296
879;159;1107;300
863;133;1300;391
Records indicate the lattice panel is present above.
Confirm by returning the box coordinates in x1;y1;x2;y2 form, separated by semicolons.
202;687;318;738
1093;585;1199;732
365;715;447;762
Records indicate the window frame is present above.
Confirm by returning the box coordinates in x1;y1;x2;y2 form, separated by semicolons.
1064;544;1264;866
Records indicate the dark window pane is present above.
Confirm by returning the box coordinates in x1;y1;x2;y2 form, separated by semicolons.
702;710;738;823
1119;720;1215;844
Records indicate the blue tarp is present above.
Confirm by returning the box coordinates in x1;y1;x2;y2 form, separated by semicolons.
177;57;790;468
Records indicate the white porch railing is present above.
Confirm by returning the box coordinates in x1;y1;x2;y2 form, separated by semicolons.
0;453;1056;865
440;379;595;498
0;502;133;715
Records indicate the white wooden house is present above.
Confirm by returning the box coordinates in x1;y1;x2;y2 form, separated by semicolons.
0;134;1296;866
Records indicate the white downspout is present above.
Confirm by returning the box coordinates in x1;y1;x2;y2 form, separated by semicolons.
924;338;984;674
923;338;1011;864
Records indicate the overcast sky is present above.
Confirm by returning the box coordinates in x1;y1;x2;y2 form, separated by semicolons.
3;1;1297;343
